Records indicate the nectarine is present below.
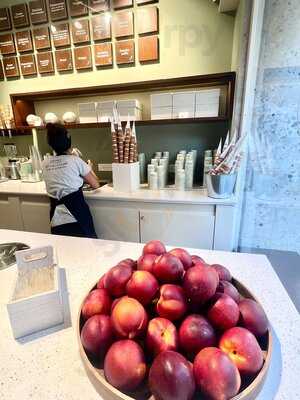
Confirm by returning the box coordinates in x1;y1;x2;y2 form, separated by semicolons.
194;347;241;400
104;340;146;391
219;327;264;375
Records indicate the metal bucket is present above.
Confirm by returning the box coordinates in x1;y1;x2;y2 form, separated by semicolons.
206;173;237;199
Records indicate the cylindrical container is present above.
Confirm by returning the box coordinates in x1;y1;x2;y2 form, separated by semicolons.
138;153;146;183
159;158;168;186
163;151;169;159
151;158;159;169
175;169;185;191
157;165;164;189
203;150;213;187
155;152;162;158
149;171;158;190
185;160;194;189
147;164;155;185
206;173;237;199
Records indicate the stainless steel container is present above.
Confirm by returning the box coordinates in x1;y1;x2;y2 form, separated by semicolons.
206;173;237;199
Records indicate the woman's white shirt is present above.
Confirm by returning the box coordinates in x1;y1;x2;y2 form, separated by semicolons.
42;155;91;227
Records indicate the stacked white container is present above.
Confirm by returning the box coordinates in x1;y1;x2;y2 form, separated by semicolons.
117;100;142;121
78;102;97;123
151;94;173;120
195;89;220;118
96;101;116;122
173;92;195;119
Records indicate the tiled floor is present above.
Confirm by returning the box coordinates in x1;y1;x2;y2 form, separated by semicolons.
239;247;300;313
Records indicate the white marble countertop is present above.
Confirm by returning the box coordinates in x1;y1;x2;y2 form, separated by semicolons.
0;180;236;205
0;230;299;400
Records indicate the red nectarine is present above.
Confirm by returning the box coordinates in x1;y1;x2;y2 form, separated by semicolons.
157;284;187;321
149;351;195;400
219;327;264;375
104;340;146;391
81;289;112;320
111;296;148;339
194;347;241;400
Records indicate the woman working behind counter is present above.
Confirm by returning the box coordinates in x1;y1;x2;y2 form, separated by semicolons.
42;123;99;238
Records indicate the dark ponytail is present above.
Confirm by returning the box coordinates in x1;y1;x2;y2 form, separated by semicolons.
46;123;71;155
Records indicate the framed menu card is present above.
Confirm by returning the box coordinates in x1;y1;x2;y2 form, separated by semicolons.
29;0;48;24
52;22;70;47
89;0;110;13
49;0;68;21
94;42;112;66
92;14;111;41
68;0;88;17
36;51;54;73
71;19;90;44
115;39;134;64
11;4;30;28
0;59;4;80
19;54;37;76
138;35;158;62
3;56;20;78
0;8;12;31
33;27;51;50
0;34;15;55
55;48;73;71
74;45;92;69
113;0;133;9
113;11;133;38
137;6;158;34
16;30;33;53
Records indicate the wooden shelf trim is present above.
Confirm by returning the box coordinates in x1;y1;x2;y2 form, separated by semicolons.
10;72;236;128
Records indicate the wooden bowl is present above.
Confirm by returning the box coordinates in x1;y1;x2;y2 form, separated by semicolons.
77;278;272;400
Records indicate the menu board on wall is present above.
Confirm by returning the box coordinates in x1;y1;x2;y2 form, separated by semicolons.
37;51;54;73
52;22;70;47
115;39;134;64
0;34;15;55
33;27;51;50
71;19;90;44
49;0;68;21
0;59;4;80
138;35;158;62
68;0;88;17
29;0;48;24
113;11;133;38
19;54;37;76
3;56;20;78
94;42;112;66
11;4;30;28
137;6;158;34
55;48;73;71
113;0;133;9
92;14;111;41
16;30;33;53
136;0;158;4
89;0;110;13
0;8;12;31
74;45;92;69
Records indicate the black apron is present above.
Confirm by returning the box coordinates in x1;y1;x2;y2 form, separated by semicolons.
49;188;97;239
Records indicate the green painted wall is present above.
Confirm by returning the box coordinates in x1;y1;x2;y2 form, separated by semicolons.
0;0;238;183
0;0;235;104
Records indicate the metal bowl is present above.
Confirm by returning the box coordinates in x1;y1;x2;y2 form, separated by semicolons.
77;278;272;400
0;242;30;270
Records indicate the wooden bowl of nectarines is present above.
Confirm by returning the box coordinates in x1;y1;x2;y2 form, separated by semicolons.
77;243;272;400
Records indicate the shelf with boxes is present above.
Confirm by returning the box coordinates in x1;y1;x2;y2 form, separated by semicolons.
9;72;235;132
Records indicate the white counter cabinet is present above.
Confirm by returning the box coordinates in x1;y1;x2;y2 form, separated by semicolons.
0;183;237;250
87;198;235;250
0;193;50;234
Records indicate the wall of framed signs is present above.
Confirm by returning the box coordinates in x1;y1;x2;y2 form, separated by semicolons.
0;0;159;79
